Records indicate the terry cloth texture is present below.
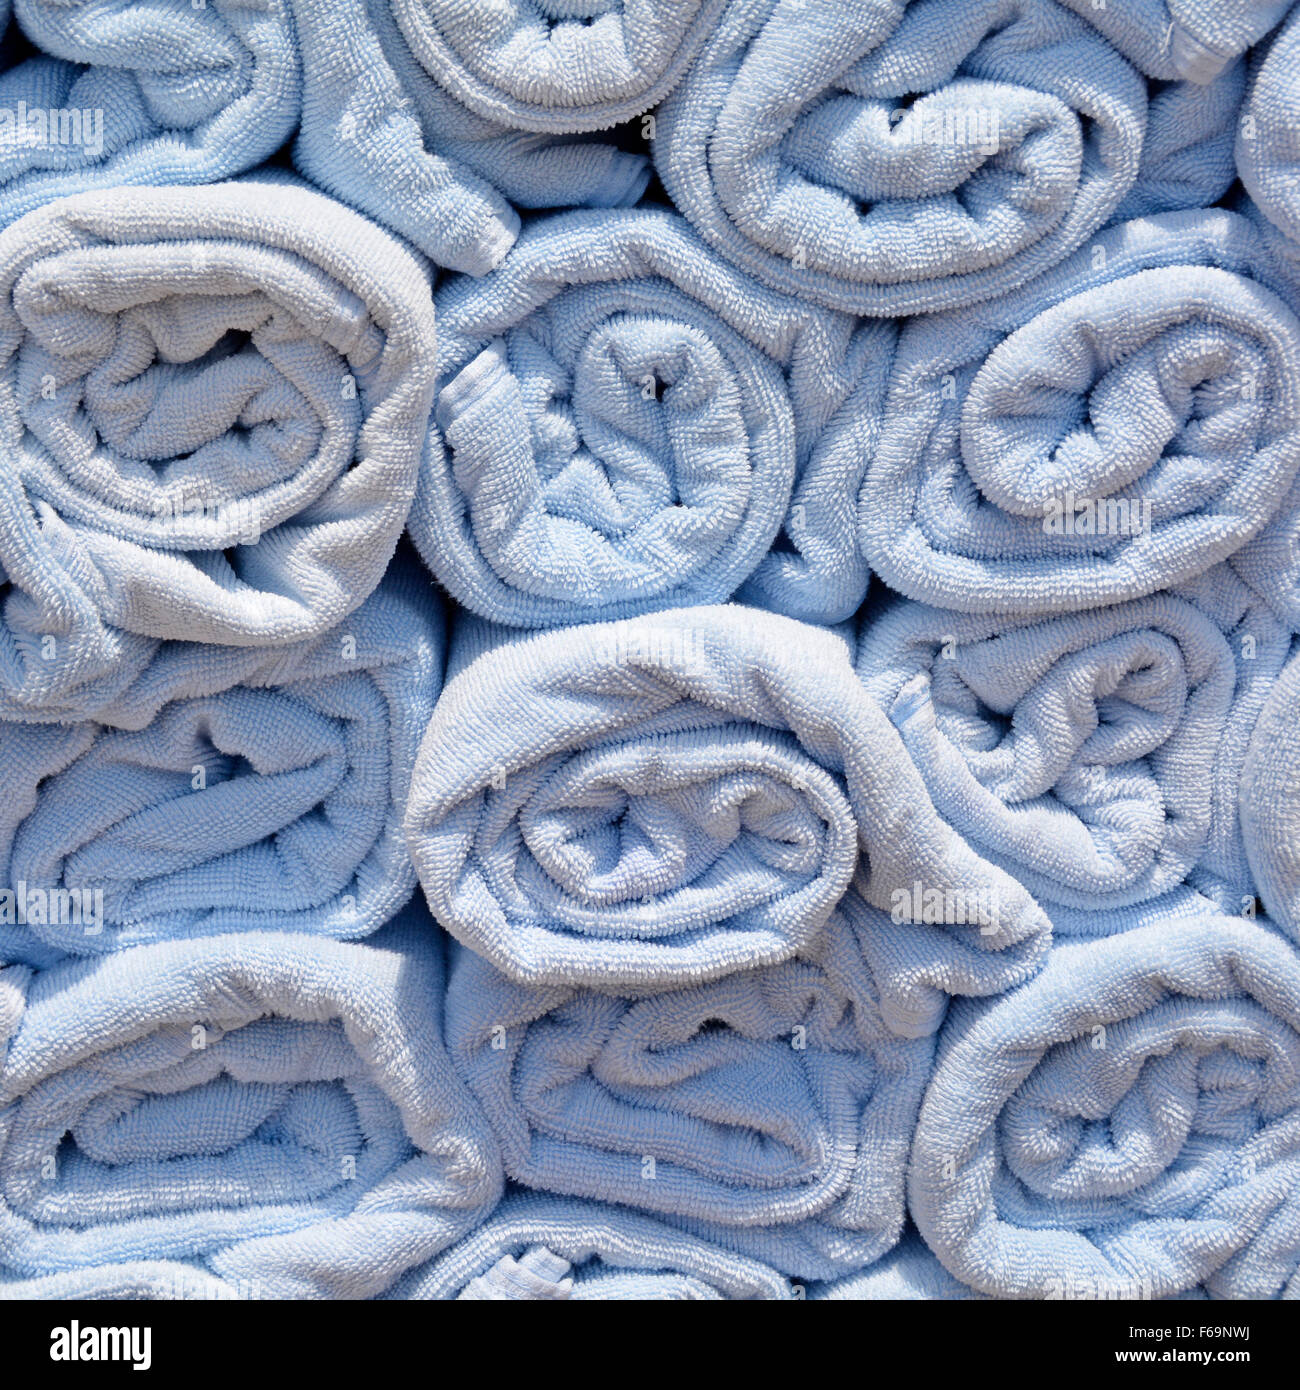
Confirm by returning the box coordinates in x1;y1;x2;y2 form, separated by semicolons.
1060;0;1292;82
860;209;1300;617
0;558;441;959
654;0;1147;317
410;207;890;629
444;907;933;1280
1241;642;1300;940
397;1191;793;1300
405;604;1048;991
910;916;1300;1300
0;0;297;226
0;908;504;1299
288;0;652;278
0;179;438;720
854;577;1287;914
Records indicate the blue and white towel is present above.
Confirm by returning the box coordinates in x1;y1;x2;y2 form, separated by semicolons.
444;907;932;1280
411;208;888;628
406;605;1048;990
0;908;504;1299
654;0;1146;316
1242;641;1300;940
910;915;1300;1300
0;179;437;721
860;209;1300;617
0;558;441;959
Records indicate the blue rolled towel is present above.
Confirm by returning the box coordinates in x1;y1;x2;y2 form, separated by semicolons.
410;208;888;628
0;557;441;958
0;179;437;719
444;906;934;1281
861;209;1300;617
654;0;1147;317
397;1191;794;1300
3;1259;241;1300
0;908;504;1298
1060;0;1291;82
855;575;1285;914
405;604;1049;990
380;0;724;133
1242;641;1300;942
0;0;297;225
910;915;1300;1300
289;0;652;278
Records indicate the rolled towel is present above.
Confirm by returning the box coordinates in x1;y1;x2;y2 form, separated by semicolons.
0;0;296;224
0;557;441;957
1060;0;1291;82
382;0;725;133
1242;642;1300;941
405;605;1049;990
856;585;1263;913
654;0;1146;317
910;916;1300;1300
0;180;437;723
2;1259;240;1300
398;1191;794;1300
861;209;1300;617
0;909;504;1298
444;907;934;1281
411;208;887;628
289;0;651;278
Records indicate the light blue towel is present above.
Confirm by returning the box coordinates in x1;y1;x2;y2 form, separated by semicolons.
1112;63;1247;221
1237;13;1300;254
0;557;441;959
405;604;1049;990
910;915;1300;1300
855;576;1283;914
1242;641;1300;941
1060;0;1291;82
0;0;297;226
397;1191;794;1300
410;207;888;628
0;179;437;723
861;208;1300;617
444;907;933;1281
289;0;651;278
0;908;504;1299
654;0;1147;317
810;1230;984;1300
381;0;724;133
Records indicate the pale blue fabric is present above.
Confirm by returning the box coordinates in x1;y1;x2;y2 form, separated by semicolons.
397;1191;794;1300
0;0;297;226
406;605;1049;991
444;907;933;1280
0;179;436;722
1061;0;1291;82
1238;12;1300;251
289;0;651;278
0;908;504;1299
654;0;1146;317
383;0;725;133
1242;640;1300;941
861;209;1300;617
911;915;1300;1300
411;208;887;628
810;1230;985;1300
855;569;1288;915
0;558;441;959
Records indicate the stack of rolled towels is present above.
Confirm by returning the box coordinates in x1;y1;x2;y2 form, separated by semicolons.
0;0;1298;1301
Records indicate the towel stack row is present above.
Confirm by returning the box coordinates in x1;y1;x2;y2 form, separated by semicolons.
0;0;1299;1301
